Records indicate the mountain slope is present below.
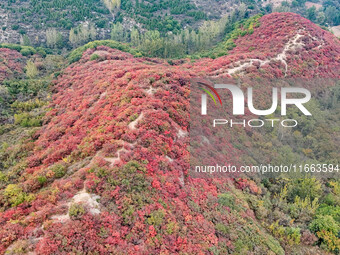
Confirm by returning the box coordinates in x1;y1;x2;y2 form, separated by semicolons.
0;13;339;254
0;48;26;82
190;13;340;78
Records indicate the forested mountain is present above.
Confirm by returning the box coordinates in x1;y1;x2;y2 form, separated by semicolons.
0;11;339;254
0;0;339;49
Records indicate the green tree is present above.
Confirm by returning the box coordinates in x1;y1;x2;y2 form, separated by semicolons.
69;23;97;46
20;35;31;46
46;28;63;48
130;28;140;46
325;6;340;26
25;60;38;78
307;7;317;22
111;22;126;42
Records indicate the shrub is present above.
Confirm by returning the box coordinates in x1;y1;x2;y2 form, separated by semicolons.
14;113;42;127
51;164;67;178
288;196;319;219
146;209;164;226
316;230;340;252
215;223;230;236
218;193;235;209
69;203;86;219
36;47;47;57
0;172;8;183
288;178;322;202
37;176;47;185
309;215;340;251
0;43;21;51
90;54;100;61
309;215;339;236
316;205;340;222
12;25;19;30
129;113;139;121
323;193;337;206
3;79;49;95
285;227;301;246
254;204;268;219
328;181;340;196
118;161;147;193
166;221;178;234
11;99;46;112
20;48;33;56
269;221;301;246
4;184;34;207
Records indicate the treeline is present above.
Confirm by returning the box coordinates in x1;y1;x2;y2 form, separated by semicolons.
111;5;250;58
13;1;257;59
273;0;340;26
111;18;226;58
34;4;250;57
44;23;98;49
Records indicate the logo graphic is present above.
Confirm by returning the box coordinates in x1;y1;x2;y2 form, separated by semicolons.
198;82;222;115
200;84;311;116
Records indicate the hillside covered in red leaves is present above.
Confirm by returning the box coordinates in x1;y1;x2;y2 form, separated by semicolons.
0;13;339;254
191;13;340;79
0;48;26;82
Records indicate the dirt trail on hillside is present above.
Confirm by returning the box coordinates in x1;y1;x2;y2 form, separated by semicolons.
213;32;311;76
